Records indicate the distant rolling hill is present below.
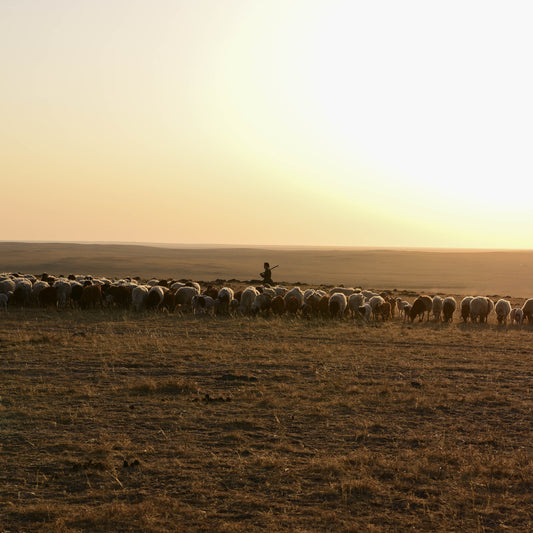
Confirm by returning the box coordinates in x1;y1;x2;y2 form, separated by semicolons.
1;242;532;297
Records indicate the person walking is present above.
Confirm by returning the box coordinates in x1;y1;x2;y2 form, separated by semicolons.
260;262;274;285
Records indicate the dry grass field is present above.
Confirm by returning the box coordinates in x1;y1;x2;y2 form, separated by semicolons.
1;306;532;532
1;244;532;531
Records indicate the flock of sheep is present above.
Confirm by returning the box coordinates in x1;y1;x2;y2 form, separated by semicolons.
0;272;531;325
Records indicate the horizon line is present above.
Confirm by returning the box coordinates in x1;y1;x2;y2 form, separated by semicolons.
1;240;533;253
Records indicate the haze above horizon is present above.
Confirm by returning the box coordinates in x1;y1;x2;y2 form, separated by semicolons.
2;1;533;249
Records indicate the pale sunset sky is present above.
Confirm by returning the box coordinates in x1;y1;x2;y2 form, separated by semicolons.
1;1;532;248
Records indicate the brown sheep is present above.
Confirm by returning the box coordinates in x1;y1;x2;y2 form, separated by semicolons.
285;296;300;315
318;295;330;317
80;284;102;309
376;302;391;321
410;296;431;322
105;285;132;308
270;295;286;316
39;286;58;309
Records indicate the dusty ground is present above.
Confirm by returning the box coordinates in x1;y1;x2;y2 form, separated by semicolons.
1;308;532;532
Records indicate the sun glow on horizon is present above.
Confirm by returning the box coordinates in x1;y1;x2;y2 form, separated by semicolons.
1;1;533;248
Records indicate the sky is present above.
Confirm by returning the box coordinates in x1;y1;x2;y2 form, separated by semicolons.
1;0;533;248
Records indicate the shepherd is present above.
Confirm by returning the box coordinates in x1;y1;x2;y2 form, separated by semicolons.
260;262;278;286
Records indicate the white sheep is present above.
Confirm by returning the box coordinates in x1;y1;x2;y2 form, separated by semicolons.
329;287;356;297
521;298;533;324
469;296;491;323
175;286;200;312
252;292;272;314
396;298;411;320
132;285;150;311
348;293;365;318
362;290;378;300
273;286;287;297
368;295;385;311
432;296;443;322
0;278;15;294
239;286;259;315
216;287;234;315
284;287;305;309
53;279;72;309
495;299;511;325
329;292;347;318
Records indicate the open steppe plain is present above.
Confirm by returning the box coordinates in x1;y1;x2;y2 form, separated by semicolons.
1;243;532;531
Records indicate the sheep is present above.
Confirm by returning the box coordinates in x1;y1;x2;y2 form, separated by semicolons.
146;286;167;310
376;302;392;321
203;285;219;300
358;303;372;322
185;281;201;293
432;296;443;322
104;284;132;309
348;293;365;318
32;280;50;304
469;296;491;323
239;287;259;315
70;282;84;308
329;292;347;318
285;296;300;315
304;290;322;307
329;287;356;297
192;295;215;315
216;287;234;315
511;308;523;325
362;290;378;299
230;298;240;314
521;298;533;324
318;295;330;317
410;295;432;322
461;296;474;322
495;299;512;325
80;284;102;309
0;278;15;294
53;279;72;309
132;285;150;312
270;295;286;315
12;278;33;307
0;293;8;311
273;286;288;297
252;292;272;314
384;295;397;317
303;289;316;301
442;297;456;323
368;295;385;310
395;298;410;320
39;286;58;308
174;286;200;313
284;287;304;309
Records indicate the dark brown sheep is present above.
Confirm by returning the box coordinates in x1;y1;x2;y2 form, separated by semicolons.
270;295;286;316
80;284;102;309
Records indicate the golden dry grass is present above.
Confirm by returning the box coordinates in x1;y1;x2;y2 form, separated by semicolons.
1;308;532;532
